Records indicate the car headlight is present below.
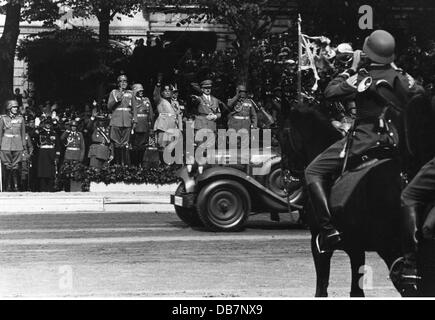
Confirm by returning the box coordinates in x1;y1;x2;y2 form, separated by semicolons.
187;164;193;173
198;166;204;174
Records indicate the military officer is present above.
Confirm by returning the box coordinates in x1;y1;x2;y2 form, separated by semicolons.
61;120;85;164
227;85;258;131
36;118;60;192
0;100;26;191
131;83;154;167
192;79;221;132
88;116;113;169
108;74;136;165
153;76;182;151
226;85;257;156
304;30;425;267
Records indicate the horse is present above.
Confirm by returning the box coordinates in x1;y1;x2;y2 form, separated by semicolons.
280;92;435;297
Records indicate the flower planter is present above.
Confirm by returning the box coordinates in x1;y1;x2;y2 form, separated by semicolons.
89;182;178;193
70;180;83;192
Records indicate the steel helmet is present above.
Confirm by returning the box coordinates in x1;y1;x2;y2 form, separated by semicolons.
132;83;144;93
363;30;395;64
5;100;19;111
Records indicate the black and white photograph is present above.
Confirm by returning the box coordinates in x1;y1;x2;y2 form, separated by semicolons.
0;0;435;304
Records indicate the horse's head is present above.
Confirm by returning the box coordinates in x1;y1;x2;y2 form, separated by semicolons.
283;100;342;167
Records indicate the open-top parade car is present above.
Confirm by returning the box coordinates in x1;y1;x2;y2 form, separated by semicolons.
170;147;304;231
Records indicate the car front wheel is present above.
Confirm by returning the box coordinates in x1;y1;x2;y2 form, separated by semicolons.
197;179;251;232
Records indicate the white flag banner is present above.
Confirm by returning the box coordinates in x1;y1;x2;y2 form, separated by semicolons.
300;34;336;91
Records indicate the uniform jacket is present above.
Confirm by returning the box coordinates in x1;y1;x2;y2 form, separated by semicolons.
193;94;221;131
61;131;85;162
133;96;154;133
0;114;26;151
37;128;60;154
88;126;113;161
227;98;258;130
21;132;34;162
324;64;424;156
153;85;181;132
36;128;60;178
108;89;136;128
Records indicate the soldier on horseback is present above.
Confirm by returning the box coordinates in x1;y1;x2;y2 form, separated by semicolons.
305;29;424;265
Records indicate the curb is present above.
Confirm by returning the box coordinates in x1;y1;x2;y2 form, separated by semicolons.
0;191;175;214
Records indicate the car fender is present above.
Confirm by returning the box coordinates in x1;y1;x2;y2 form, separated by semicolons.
250;155;281;177
197;166;300;212
177;167;197;193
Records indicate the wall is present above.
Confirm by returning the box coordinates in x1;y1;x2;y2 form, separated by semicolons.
0;7;295;92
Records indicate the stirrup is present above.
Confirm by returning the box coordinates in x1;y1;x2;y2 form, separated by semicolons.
315;231;341;254
389;257;420;295
315;234;327;254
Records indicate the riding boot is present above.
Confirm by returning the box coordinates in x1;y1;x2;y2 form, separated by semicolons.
12;170;19;192
3;169;11;192
138;150;145;167
130;150;137;167
21;178;28;192
124;147;131;166
307;181;342;253
114;148;122;165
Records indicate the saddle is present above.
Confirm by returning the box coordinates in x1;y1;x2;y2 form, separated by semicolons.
330;146;402;239
345;145;399;172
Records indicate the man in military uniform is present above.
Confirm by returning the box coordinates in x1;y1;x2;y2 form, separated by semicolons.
36;119;60;192
88;116;113;169
0;100;26;191
192;80;221;132
191;79;223;155
108;74;136;165
131;83;154;167
227;85;257;131
153;76;182;152
227;85;257;152
61;120;85;166
304;30;424;260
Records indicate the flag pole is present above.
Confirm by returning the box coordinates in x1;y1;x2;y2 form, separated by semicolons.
297;14;302;105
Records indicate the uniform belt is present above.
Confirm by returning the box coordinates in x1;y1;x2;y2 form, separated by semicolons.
4;134;19;138
137;114;148;118
66;147;80;151
159;113;176;117
233;116;250;120
40;145;54;149
116;108;131;111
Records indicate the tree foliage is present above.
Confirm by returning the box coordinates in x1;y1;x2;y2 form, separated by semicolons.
0;0;63;111
17;27;130;104
146;0;293;85
62;0;143;43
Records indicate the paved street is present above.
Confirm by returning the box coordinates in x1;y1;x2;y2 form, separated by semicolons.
0;210;399;298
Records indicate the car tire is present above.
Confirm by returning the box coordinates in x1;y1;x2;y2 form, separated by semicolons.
266;165;302;201
197;179;251;232
265;165;287;197
174;183;203;227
